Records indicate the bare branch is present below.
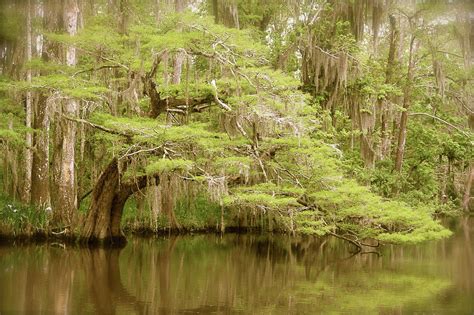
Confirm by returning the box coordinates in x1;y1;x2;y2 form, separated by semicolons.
62;115;132;138
409;112;470;136
119;145;164;160
72;65;122;77
211;80;232;111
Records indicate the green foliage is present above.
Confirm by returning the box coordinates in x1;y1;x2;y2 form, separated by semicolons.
145;158;193;174
0;0;462;247
224;193;299;209
235;182;305;196
293;271;451;314
0;3;23;42
0;98;27;148
173;194;224;229
122;193;224;232
0;194;51;236
0;129;24;147
298;177;451;243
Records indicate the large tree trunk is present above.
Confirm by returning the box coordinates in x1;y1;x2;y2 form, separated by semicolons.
213;0;239;29
463;164;473;211
357;103;375;169
394;100;409;173
54;0;79;224
174;0;186;12
81;159;155;244
171;49;186;85
23;0;33;203
463;113;474;211
119;0;129;34
144;51;168;117
394;35;417;173
31;93;50;206
380;14;400;159
3;119;19;199
31;0;50;207
170;1;186;87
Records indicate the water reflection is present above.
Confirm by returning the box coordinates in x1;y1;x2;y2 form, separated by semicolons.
0;218;473;314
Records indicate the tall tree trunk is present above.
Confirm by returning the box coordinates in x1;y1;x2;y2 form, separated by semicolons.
171;1;186;85
213;0;239;29
119;0;129;34
380;14;400;159
171;49;186;85
460;8;473;211
394;35;417;173
31;93;50;206
463;113;474;211
40;0;63;212
175;0;186;12
31;0;50;207
463;164;473;211
24;0;33;203
54;0;79;224
458;7;472;70
3;118;19;200
357;102;375;168
82;159;124;243
212;0;218;24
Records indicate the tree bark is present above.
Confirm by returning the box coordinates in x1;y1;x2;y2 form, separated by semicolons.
54;0;79;224
81;158;157;244
380;14;400;159
213;0;240;29
31;0;50;207
119;0;129;34
24;0;33;203
212;0;218;24
463;164;474;212
172;49;186;85
174;0;186;12
143;51;213;118
463;112;474;211
31;93;50;206
3;118;19;200
394;35;417;173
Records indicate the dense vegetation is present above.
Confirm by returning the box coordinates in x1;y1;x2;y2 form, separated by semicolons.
0;0;472;246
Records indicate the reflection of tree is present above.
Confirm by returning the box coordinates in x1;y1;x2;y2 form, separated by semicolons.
1;226;473;314
461;217;473;284
0;246;80;313
452;217;473;293
81;248;144;315
157;237;177;315
118;235;452;314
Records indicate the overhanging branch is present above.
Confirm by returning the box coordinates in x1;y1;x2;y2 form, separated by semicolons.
62;115;132;139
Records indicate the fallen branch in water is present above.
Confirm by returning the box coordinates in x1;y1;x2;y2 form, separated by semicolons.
52;229;68;235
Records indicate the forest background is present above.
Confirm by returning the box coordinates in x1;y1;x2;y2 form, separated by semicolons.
0;0;472;246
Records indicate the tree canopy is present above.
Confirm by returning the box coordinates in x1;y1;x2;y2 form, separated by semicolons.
0;0;472;246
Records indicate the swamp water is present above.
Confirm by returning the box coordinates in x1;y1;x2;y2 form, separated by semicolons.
0;217;473;314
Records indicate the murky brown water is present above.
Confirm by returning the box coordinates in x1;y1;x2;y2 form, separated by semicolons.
0;217;473;314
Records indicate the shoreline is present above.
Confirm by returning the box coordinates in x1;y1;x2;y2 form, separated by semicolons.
0;225;280;247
